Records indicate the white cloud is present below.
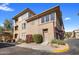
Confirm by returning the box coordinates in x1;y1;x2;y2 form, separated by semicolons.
0;23;4;27
64;17;71;21
0;3;14;11
65;28;73;32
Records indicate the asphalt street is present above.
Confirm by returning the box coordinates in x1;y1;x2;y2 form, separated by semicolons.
64;39;79;55
0;42;53;55
0;39;79;55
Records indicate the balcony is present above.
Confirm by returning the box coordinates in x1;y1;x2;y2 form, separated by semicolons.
15;18;18;23
15;34;18;38
15;26;18;31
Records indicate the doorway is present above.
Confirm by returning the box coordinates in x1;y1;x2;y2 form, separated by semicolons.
43;29;49;42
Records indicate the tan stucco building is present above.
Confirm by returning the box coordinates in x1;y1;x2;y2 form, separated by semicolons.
72;29;79;39
13;6;64;43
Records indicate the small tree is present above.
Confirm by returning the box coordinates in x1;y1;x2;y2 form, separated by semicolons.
64;32;72;39
4;19;13;31
0;26;3;33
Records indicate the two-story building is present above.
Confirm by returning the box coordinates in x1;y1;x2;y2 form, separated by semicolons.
13;6;64;43
72;29;79;39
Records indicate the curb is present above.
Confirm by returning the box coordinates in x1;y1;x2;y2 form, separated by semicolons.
52;44;69;53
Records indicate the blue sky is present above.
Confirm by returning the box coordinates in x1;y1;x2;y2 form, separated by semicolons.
0;3;79;32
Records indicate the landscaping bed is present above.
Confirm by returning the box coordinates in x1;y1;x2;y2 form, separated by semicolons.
51;40;69;53
16;34;43;44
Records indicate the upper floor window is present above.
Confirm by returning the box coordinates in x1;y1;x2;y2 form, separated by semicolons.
41;17;44;23
41;12;56;24
19;13;28;21
22;23;26;29
22;13;28;20
45;15;49;22
24;23;26;29
50;12;56;21
28;13;32;17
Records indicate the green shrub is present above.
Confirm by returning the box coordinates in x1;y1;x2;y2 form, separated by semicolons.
57;40;65;45
16;39;25;43
51;39;65;45
33;34;43;44
51;39;58;44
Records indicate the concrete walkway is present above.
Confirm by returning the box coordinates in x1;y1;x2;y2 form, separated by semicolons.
17;43;53;52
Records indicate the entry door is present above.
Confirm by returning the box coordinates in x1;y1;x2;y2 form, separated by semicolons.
43;29;49;42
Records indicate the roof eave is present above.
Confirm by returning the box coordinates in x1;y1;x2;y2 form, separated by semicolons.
26;6;60;22
13;8;36;20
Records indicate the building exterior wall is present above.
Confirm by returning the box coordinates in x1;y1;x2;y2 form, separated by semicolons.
13;12;32;41
38;22;55;42
75;32;79;38
13;6;64;42
27;19;55;41
26;13;56;42
73;30;79;39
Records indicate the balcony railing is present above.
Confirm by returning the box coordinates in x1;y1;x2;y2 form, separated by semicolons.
15;26;18;31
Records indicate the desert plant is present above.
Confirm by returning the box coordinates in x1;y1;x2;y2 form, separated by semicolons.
51;39;65;45
57;40;65;45
33;34;43;44
16;39;25;43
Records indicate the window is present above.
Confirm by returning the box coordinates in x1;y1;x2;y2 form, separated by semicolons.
21;13;28;20
21;33;26;39
41;17;44;23
50;12;55;21
24;23;26;29
46;15;49;22
28;13;32;17
41;13;55;24
22;23;26;29
22;15;27;20
22;24;23;29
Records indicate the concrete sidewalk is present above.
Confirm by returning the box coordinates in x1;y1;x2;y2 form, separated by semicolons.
17;43;53;52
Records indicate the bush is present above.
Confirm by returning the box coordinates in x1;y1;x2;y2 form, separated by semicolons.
33;34;43;44
0;39;3;42
16;39;25;43
7;40;11;43
51;39;65;45
26;34;33;43
13;39;15;43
